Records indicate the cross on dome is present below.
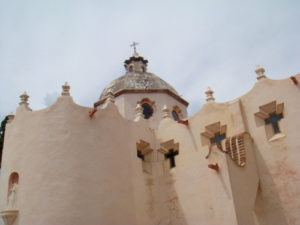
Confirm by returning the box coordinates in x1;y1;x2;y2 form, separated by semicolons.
130;42;139;55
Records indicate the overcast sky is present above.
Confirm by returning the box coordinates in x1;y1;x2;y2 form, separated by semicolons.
0;0;299;120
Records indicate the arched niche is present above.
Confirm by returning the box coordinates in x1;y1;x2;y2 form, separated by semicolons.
8;172;19;196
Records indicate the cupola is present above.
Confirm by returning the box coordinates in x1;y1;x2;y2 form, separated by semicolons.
94;43;188;128
124;42;148;73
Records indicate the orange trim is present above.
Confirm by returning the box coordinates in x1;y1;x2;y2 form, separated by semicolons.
89;108;97;118
178;120;189;125
208;163;219;171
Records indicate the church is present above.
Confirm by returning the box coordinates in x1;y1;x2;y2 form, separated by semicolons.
0;46;299;225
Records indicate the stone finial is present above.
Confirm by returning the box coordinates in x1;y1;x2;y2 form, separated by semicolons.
19;92;29;106
136;104;143;116
106;91;115;103
7;113;15;123
61;82;70;96
162;105;170;118
255;65;267;80
205;87;215;102
135;104;144;121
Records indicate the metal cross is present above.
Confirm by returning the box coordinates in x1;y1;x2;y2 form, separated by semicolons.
130;42;139;54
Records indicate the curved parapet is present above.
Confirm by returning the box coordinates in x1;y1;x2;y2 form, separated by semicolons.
174;72;300;225
0;84;156;225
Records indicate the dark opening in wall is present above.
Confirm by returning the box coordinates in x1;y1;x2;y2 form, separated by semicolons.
210;132;226;145
254;101;285;140
164;149;179;168
172;110;180;121
265;113;283;134
172;106;182;121
137;150;144;160
142;103;153;119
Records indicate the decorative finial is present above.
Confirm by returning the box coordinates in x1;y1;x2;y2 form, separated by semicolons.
255;65;267;80
106;91;115;103
135;104;144;121
130;42;139;56
205;87;215;102
162;105;170;118
19;92;29;106
61;82;70;96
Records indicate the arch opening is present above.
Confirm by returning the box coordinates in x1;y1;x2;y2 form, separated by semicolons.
142;103;153;119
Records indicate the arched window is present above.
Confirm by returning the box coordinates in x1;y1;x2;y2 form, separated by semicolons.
172;106;182;121
142;103;153;119
137;98;155;120
172;110;180;121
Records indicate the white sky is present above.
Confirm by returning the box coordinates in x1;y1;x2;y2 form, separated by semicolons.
0;0;299;119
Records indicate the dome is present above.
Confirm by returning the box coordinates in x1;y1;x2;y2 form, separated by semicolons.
99;71;179;99
94;52;188;107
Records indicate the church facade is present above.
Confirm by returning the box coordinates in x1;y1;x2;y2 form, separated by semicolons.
0;51;299;225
